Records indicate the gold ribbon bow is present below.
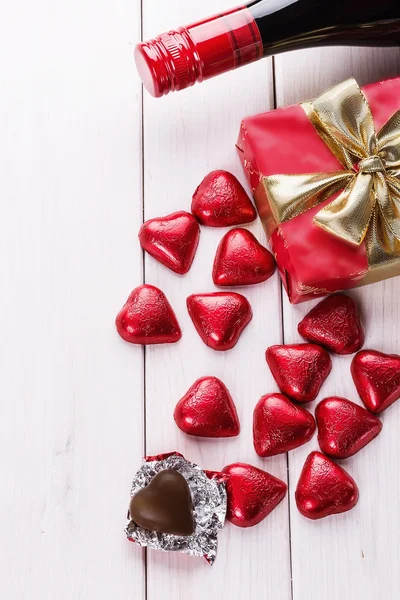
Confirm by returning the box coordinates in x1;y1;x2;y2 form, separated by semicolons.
257;78;400;285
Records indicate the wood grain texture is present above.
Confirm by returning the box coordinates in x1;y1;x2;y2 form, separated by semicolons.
142;2;291;599
275;47;400;600
0;1;145;598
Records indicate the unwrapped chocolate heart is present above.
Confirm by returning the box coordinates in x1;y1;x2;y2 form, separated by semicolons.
351;349;400;413
187;292;252;351
125;453;227;564
253;393;316;457
139;211;200;275
316;396;382;459
295;451;359;520
266;344;332;403
298;294;364;355
174;376;240;437
191;170;257;227
222;462;287;528
116;284;182;345
129;469;195;536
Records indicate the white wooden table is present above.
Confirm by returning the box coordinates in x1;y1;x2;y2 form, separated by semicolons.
2;1;400;598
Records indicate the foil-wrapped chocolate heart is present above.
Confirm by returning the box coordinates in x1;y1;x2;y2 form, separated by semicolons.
253;393;316;457
316;397;382;458
298;294;364;355
116;284;182;345
212;228;275;287
295;451;359;520
174;376;240;438
266;344;332;403
222;462;287;528
351;349;400;413
191;170;257;227
139;211;200;274
187;292;252;351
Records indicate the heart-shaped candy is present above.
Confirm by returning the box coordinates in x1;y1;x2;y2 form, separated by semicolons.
139;211;200;275
316;397;382;459
129;469;195;536
295;452;359;520
212;228;275;287
187;292;252;351
298;294;364;355
266;344;332;403
116;285;182;345
253;393;316;457
191;170;257;227
222;463;287;528
351;350;400;413
174;376;240;437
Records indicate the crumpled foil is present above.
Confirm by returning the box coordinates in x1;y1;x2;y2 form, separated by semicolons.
125;452;227;565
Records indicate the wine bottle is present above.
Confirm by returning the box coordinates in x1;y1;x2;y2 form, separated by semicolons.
135;0;400;97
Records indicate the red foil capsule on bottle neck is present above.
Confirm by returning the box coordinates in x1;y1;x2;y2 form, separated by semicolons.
135;7;263;97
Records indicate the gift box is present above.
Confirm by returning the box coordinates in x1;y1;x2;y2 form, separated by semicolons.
237;77;400;304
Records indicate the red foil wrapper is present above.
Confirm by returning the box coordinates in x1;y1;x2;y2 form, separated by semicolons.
237;77;400;304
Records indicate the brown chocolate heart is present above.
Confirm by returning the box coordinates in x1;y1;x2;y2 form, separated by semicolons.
129;470;195;536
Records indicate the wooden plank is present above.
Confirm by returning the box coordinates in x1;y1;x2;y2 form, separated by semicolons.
142;2;291;598
0;1;145;598
275;47;400;600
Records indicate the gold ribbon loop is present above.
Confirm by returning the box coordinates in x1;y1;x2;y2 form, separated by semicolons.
260;78;400;250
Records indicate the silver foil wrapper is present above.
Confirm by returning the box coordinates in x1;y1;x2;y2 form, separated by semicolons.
125;452;227;565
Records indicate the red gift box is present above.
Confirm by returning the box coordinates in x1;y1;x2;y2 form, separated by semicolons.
237;77;400;304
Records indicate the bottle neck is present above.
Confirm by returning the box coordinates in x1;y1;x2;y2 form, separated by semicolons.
135;6;263;97
135;1;400;98
185;7;263;80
